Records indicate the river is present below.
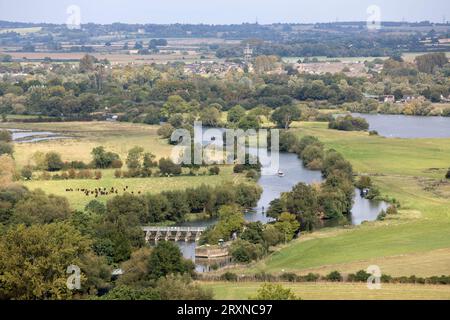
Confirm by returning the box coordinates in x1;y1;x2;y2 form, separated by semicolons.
3;128;68;143
351;113;450;139
177;146;388;272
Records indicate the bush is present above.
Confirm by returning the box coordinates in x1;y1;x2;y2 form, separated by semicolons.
386;205;398;215
0;141;14;156
111;159;123;169
377;210;387;221
157;123;175;139
329;115;369;132
77;169;93;179
91;146;120;169
45;152;64;172
233;164;245;173
446;168;450;180
246;169;258;180
300;273;320;282
209;166;220;175
251;283;299;300
21;166;33;180
325;271;343;282
159;158;182;176
68;168;76;179
65;161;88;170
254;272;277;282
114;169;122;178
348;270;371;282
94;171;102;180
230;240;265;263
0;130;12;142
280;273;298;282
355;176;372;190
220;272;238;282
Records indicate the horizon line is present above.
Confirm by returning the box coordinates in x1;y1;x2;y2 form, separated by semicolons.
1;19;449;26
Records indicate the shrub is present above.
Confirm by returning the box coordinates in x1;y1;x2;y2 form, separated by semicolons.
220;272;238;282
85;200;106;215
209;166;220;175
325;271;343;282
95;171;102;180
233;164;245;173
157;123;175;139
0;130;12;142
251;283;299;300
40;171;51;180
381;274;393;283
348;270;371;282
230;240;265;263
356;176;372;190
386;205;398;215
446;168;450;180
254;272;277;282
377;210;387;221
21;166;33;180
329;115;369;132
91;146;120;169
111;159;123;169
66;161;88;169
45;152;64;172
0;141;14;156
280;273;298;282
68;168;76;179
158;158;182;176
301;273;320;282
77;169;93;179
246;169;258;180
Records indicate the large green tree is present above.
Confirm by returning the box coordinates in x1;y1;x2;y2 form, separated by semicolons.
147;242;194;280
0;223;92;300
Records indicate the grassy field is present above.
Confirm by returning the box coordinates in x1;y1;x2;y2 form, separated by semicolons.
23;166;247;210
1;121;173;168
222;122;450;279
0;27;42;35
0;121;250;209
201;282;450;300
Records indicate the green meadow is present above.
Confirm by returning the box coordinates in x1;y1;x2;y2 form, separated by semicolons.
23;167;246;210
202;282;450;300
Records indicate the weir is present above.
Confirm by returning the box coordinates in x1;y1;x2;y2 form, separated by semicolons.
143;226;206;243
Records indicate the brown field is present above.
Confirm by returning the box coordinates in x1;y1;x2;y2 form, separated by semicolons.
0;121;173;167
0;51;219;64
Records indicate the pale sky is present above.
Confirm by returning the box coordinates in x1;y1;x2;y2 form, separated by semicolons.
0;0;449;24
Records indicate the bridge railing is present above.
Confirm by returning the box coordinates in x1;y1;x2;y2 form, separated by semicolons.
142;226;206;233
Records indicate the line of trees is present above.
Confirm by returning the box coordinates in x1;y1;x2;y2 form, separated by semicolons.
270;133;356;231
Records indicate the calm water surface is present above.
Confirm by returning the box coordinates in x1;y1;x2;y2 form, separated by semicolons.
352;113;450;138
177;148;388;270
